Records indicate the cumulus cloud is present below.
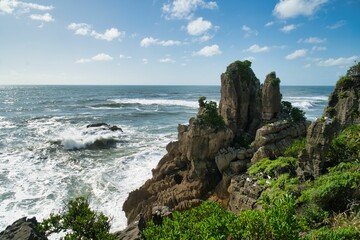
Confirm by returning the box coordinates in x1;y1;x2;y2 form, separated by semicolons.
193;44;221;57
242;25;258;38
317;56;358;67
142;58;149;64
159;58;176;63
29;12;53;22
311;46;327;51
187;17;212;36
298;37;326;44
244;44;270;53
162;0;218;20
280;24;298;32
119;54;132;59
326;20;346;30
273;0;328;19
140;37;182;47
75;53;113;63
0;0;53;14
68;23;125;41
286;49;308;59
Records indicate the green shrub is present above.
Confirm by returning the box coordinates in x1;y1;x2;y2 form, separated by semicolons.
281;101;306;123
260;174;300;200
336;76;354;90
195;97;225;129
248;157;297;177
328;124;360;164
299;162;360;212
38;197;115;240
304;226;360;240
284;139;306;158
298;203;329;230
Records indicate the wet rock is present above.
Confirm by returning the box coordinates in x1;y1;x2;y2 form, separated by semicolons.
0;217;47;240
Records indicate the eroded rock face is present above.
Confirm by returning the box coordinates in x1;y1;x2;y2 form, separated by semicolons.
297;71;360;179
219;61;262;136
262;72;281;121
251;120;308;163
122;122;233;223
0;217;47;240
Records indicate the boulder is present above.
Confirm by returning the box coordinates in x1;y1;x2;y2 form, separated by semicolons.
0;217;47;240
262;72;281;121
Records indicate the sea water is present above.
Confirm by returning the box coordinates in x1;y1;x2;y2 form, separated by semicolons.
0;85;333;233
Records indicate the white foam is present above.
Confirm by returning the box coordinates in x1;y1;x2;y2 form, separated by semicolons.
109;98;199;108
0;117;16;129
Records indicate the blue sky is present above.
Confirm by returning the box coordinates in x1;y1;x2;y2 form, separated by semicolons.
0;0;359;85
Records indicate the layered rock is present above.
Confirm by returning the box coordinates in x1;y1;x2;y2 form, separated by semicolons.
297;64;360;179
251;120;308;163
262;72;281;121
219;60;262;136
123;121;233;223
0;217;47;240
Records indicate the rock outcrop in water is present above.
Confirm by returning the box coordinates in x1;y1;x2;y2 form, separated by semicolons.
297;64;360;179
123;60;308;224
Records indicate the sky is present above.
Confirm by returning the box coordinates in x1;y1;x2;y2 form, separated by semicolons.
0;0;360;85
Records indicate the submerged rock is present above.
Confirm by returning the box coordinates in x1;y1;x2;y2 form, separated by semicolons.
0;217;47;240
87;123;123;132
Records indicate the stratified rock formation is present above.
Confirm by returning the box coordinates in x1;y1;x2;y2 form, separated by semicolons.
0;217;47;240
262;72;281;121
123;121;233;223
123;60;308;225
219;60;262;136
297;63;360;179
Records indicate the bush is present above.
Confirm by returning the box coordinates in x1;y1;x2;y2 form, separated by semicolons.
281;101;306;123
248;157;297;178
328;124;360;164
260;174;300;200
299;162;360;212
195;96;225;129
284;139;306;158
38;197;116;240
304;226;360;240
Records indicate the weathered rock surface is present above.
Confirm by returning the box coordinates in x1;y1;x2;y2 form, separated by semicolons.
123;122;233;223
262;72;281;121
227;175;264;214
297;68;360;179
0;217;47;240
219;61;262;136
251;120;308;163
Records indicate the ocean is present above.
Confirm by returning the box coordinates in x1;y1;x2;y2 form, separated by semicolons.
0;85;333;233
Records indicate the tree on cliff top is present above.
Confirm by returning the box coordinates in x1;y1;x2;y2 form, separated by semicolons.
196;96;225;129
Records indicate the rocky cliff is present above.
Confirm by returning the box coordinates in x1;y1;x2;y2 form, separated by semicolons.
297;63;360;179
122;60;308;224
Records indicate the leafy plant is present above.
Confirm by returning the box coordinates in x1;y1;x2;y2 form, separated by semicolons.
38;197;116;240
195;96;225;129
284;139;306;158
281;101;306;123
248;157;297;178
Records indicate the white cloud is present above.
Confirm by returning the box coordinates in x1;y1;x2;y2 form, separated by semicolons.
75;53;113;63
317;56;358;67
304;63;311;68
29;12;53;22
187;17;212;36
162;0;218;20
273;0;328;19
159;58;176;63
242;25;258;38
326;20;346;30
265;21;274;27
299;37;326;44
142;58;149;64
68;23;125;41
193;44;221;57
197;34;213;42
140;37;182;47
311;46;326;51
91;28;124;41
244;44;270;53
280;24;297;32
0;0;53;14
119;54;132;59
286;49;308;59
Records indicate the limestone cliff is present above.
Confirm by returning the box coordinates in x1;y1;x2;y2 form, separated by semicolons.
219;60;262;136
297;63;360;179
123;121;233;223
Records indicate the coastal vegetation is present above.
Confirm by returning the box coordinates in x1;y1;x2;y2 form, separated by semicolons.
195;96;225;129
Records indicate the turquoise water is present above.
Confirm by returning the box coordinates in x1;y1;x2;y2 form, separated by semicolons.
0;85;333;232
